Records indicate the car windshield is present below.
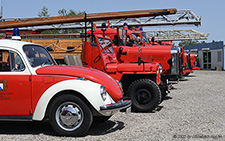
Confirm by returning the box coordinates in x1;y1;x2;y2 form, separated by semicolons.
141;32;150;44
97;37;114;54
23;45;56;68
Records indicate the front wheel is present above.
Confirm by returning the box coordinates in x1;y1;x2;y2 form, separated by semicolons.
49;94;93;136
127;79;161;112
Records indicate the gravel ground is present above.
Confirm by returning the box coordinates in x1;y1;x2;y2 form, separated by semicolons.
0;70;224;141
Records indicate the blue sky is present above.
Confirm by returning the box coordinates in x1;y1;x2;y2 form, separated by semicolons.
1;0;225;43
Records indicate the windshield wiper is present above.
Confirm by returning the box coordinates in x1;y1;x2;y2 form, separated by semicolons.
41;59;53;67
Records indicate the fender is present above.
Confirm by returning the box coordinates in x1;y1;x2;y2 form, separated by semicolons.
33;79;114;121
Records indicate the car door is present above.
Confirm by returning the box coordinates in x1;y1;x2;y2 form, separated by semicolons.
0;49;32;115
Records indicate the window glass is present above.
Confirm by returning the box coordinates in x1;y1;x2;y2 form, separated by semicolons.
208;52;211;63
141;32;150;44
97;37;114;54
12;52;25;71
0;50;25;72
23;45;55;67
0;50;10;71
217;51;221;62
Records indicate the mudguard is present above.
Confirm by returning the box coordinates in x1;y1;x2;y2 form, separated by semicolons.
33;79;114;120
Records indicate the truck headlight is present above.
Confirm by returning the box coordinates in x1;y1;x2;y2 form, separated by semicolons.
100;86;107;101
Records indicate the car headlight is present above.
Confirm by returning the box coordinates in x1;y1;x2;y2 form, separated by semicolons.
100;86;107;101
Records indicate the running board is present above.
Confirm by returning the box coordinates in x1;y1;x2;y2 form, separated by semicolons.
0;115;33;121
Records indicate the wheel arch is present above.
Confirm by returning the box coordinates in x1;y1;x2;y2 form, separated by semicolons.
44;90;93;120
32;79;103;121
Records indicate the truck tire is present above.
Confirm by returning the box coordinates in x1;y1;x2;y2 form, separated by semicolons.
183;73;190;76
49;94;93;136
127;79;161;112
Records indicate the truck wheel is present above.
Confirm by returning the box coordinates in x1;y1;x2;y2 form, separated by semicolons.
183;73;190;76
127;79;161;112
49;94;93;136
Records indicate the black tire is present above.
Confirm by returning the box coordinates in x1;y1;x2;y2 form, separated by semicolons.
49;94;93;136
127;79;161;112
93;116;112;123
183;73;190;76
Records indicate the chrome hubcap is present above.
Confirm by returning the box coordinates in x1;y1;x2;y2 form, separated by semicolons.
56;102;83;131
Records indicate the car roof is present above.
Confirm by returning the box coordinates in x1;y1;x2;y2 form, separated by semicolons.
0;39;35;49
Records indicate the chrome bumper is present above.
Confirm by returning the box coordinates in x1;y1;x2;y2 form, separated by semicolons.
100;100;131;112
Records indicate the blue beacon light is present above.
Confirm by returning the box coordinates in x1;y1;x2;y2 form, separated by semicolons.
101;23;107;31
12;27;21;40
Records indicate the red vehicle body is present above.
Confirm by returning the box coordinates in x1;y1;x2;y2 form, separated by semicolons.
83;33;162;112
130;27;195;78
190;53;200;70
89;25;180;83
181;51;193;76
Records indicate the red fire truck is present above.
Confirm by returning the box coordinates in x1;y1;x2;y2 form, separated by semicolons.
83;33;163;112
88;24;180;86
179;47;193;76
190;53;200;70
123;26;194;78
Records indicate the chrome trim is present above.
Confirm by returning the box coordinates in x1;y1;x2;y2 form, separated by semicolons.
56;102;84;131
100;100;132;112
171;48;179;74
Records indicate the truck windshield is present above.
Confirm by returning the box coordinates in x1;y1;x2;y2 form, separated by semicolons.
23;45;56;68
97;37;114;54
141;32;150;44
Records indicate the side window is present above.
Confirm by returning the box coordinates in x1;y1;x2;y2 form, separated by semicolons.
11;51;25;71
0;50;10;71
0;49;25;72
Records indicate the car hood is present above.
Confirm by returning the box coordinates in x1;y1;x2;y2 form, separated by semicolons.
36;65;123;101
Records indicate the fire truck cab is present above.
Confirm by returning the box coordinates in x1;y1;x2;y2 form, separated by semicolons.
83;33;162;112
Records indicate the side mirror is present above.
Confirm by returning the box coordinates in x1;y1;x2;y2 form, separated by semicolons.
119;47;127;55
